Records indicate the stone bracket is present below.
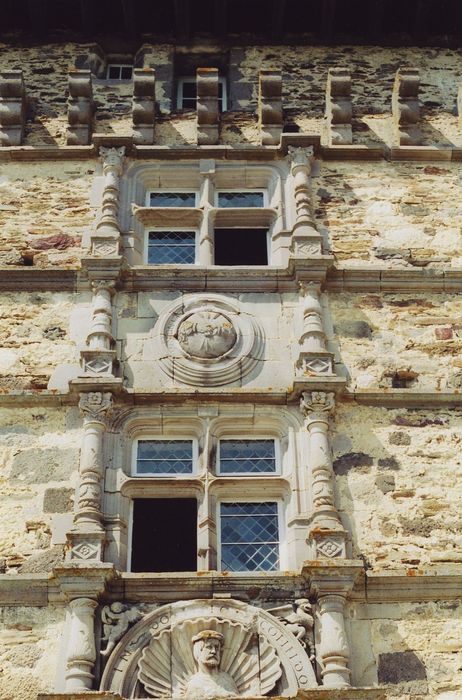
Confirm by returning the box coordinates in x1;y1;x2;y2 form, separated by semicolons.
197;67;219;145
325;68;352;146
259;69;283;145
67;70;94;146
0;70;26;146
392;68;421;146
132;68;155;145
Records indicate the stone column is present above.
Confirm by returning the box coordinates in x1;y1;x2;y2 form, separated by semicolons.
65;597;98;691
90;146;125;258
288;146;322;256
300;391;346;558
67;392;113;562
198;159;215;265
296;283;334;376
317;593;351;687
81;281;116;376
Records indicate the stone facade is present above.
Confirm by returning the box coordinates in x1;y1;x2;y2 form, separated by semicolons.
0;33;461;700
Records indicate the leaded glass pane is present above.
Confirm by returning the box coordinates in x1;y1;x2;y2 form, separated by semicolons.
148;231;195;265
149;192;196;207
217;192;264;208
220;439;276;474
136;439;193;475
220;502;279;572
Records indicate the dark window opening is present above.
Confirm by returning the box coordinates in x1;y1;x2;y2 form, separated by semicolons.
391;370;419;389
214;228;268;266
131;498;197;572
106;64;133;80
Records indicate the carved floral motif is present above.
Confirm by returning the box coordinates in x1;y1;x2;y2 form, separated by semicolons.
79;392;113;422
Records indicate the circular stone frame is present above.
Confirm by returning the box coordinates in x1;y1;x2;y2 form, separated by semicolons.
153;294;265;386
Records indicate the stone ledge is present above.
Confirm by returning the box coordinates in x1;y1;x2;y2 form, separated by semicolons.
326;268;462;292
347;390;462;408
38;691;385;700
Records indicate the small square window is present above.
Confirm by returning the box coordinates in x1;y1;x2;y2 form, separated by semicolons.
136;439;194;475
147;231;196;265
217;192;265;208
219;439;276;474
106;64;133;80
220;502;279;572
177;77;227;111
149;192;196;207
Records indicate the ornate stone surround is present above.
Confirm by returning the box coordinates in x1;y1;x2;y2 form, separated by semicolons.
151;294;265;386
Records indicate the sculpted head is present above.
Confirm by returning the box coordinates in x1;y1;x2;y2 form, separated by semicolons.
192;630;224;670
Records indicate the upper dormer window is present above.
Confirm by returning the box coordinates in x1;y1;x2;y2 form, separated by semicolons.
177;77;227;111
106;64;133;80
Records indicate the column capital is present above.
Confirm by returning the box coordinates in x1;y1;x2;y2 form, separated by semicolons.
300;391;335;420
100;145;125;173
79;391;113;423
288;145;314;171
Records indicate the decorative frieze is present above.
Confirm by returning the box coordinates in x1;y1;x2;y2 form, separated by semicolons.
132;68;156;145
0;70;26;146
66;392;113;562
288;147;322;257
300;391;347;559
297;283;334;377
259;69;283;146
67;69;94;146
325;68;352;146
196;67;219;146
392;68;421;146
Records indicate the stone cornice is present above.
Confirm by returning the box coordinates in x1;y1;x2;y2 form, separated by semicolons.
0;267;460;293
1;568;461;607
1;136;461;163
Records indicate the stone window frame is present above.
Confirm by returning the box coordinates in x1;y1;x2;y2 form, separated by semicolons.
103;406;311;572
122;160;290;267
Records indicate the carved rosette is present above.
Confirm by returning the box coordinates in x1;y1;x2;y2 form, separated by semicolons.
100;599;317;697
152;294;264;387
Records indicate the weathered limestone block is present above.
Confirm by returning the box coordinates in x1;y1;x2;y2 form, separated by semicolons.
0;70;26;146
196;67;219;145
258;69;283;145
392;68;421;146
132;68;155;145
325;68;352;145
66;70;94;146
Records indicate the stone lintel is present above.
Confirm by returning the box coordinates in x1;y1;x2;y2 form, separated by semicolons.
37;690;385;700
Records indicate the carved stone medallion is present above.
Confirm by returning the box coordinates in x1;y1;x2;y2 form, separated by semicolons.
151;294;264;387
176;311;237;360
100;599;317;698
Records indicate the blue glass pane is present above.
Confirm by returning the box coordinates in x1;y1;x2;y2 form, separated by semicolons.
220;502;279;572
220;439;276;474
136;439;193;474
221;543;279;572
149;192;196;207
217;192;264;208
148;231;195;265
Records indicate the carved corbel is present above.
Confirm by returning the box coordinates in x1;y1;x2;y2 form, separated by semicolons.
258;69;283;145
296;283;334;377
392;68;421;146
288;146;322;256
0;71;26;146
66;392;113;563
325;68;352;146
300;391;347;559
197;67;219;145
67;69;94;146
132;68;155;145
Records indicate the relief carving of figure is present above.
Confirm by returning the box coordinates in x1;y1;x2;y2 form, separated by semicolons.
184;630;238;699
267;599;316;662
176;311;237;359
101;603;142;657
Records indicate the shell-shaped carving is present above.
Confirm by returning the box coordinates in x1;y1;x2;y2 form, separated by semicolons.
137;617;282;698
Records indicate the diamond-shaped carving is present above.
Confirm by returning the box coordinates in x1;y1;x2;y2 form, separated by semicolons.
316;538;343;558
92;240;119;257
70;541;99;560
84;357;113;375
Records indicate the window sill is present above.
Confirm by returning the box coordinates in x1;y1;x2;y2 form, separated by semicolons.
132;205;202;227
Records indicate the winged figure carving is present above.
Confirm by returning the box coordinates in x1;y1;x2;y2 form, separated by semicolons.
138;617;282;698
